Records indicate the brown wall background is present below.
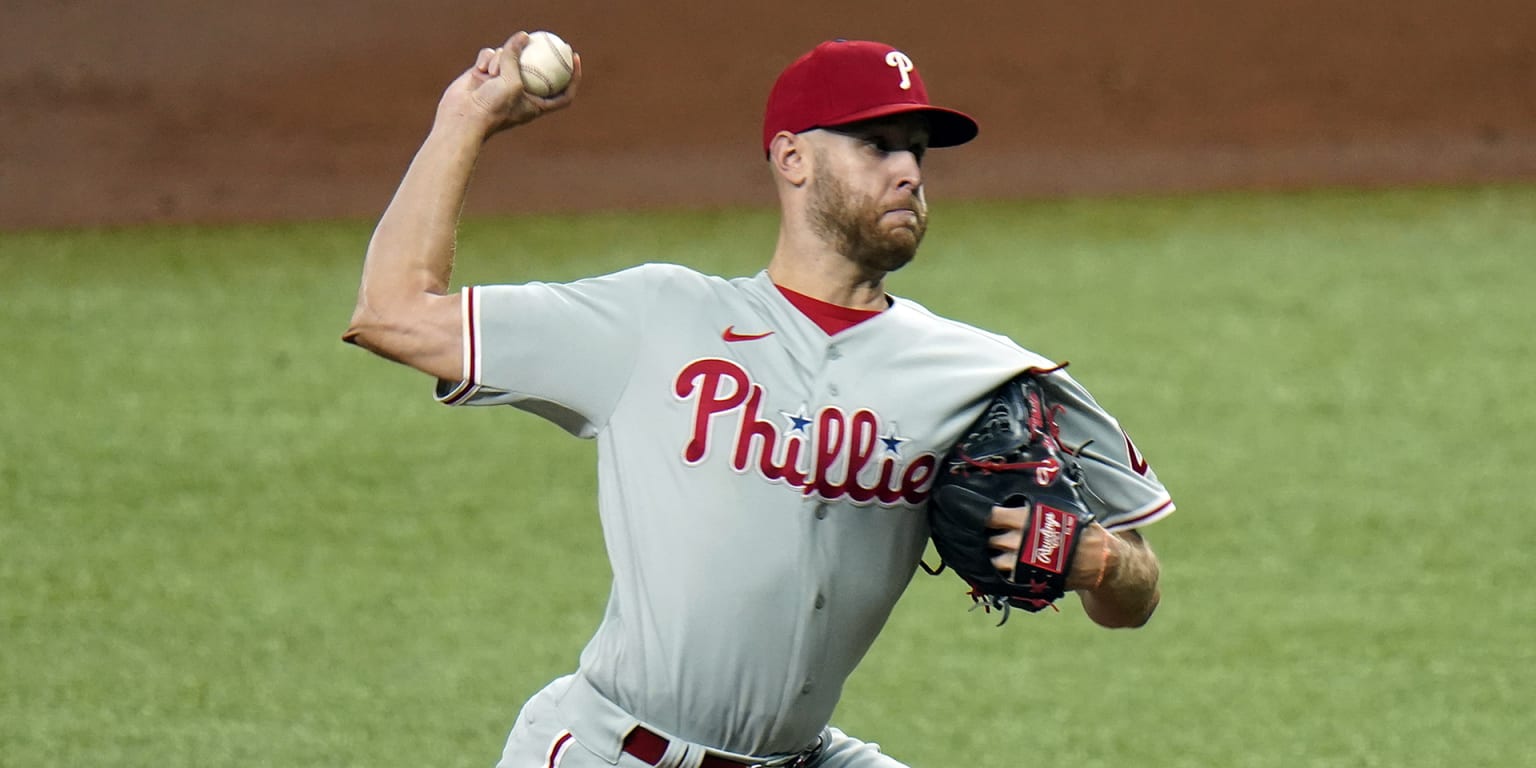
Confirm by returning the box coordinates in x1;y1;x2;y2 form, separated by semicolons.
3;0;1534;231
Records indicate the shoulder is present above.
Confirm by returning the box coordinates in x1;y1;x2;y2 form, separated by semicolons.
610;262;737;296
529;263;732;307
887;294;1057;370
600;261;711;285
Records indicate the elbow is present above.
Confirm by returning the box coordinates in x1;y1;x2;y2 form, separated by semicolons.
342;303;408;360
1117;594;1160;629
339;292;461;382
1087;588;1160;630
342;305;381;349
1090;610;1155;631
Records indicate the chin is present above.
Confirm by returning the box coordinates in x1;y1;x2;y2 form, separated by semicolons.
886;231;922;258
857;243;917;273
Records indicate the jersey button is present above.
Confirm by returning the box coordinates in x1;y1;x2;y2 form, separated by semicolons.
827;346;842;360
814;594;826;609
801;681;814;695
814;504;828;520
827;384;839;396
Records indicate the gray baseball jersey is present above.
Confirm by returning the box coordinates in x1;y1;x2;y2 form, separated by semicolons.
435;265;1173;758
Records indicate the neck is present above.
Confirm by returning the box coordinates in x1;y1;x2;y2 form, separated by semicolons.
766;222;889;310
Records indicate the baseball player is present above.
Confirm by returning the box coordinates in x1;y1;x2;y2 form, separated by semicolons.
344;33;1173;768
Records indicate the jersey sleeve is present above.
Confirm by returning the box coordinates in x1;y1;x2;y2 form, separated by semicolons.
1041;371;1175;531
433;264;666;438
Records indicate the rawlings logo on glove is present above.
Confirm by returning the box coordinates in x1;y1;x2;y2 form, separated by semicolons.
1024;504;1078;574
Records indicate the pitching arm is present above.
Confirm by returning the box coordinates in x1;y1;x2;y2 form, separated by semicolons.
343;33;581;380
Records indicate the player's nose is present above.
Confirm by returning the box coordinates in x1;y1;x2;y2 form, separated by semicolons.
892;152;921;191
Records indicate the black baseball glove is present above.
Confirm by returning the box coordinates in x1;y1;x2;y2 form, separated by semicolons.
925;370;1098;621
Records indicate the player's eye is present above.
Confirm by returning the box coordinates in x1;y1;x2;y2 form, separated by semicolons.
857;131;925;166
877;139;926;165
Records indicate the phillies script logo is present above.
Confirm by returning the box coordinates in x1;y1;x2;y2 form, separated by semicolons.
1023;504;1079;574
673;358;938;505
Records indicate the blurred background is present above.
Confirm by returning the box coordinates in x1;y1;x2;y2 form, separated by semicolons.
4;0;1534;230
3;2;1535;767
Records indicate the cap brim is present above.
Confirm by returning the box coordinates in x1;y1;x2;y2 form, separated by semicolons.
818;103;979;148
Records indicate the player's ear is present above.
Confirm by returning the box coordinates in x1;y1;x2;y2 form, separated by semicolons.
769;132;808;186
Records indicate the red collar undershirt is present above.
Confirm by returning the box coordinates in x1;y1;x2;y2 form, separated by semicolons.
775;284;886;336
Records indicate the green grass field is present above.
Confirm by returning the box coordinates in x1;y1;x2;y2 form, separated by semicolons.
4;184;1534;767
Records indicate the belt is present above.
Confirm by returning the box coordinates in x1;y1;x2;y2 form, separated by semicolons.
621;727;823;768
622;727;751;768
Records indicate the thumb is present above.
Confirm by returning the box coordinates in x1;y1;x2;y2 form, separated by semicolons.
465;32;529;119
496;32;531;89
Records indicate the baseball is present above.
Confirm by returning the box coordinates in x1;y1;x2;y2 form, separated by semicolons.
520;31;575;97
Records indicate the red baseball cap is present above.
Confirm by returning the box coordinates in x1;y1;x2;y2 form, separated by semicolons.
762;39;979;155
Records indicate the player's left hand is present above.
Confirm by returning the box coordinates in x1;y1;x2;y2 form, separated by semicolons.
988;505;1112;591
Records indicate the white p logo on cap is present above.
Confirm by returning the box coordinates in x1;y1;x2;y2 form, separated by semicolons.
884;51;914;90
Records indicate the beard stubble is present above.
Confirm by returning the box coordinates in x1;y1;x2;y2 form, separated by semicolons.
807;165;928;274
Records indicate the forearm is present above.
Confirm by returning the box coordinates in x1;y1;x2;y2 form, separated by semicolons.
1078;529;1161;628
344;112;492;378
367;115;485;296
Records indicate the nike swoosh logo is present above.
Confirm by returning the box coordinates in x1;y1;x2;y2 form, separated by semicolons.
722;325;775;342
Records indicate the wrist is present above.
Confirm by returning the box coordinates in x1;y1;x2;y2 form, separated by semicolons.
1092;530;1123;592
432;102;500;143
1066;524;1115;593
1074;525;1117;594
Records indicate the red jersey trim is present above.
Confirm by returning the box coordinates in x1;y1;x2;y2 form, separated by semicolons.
546;730;574;768
1104;497;1176;532
437;287;479;406
775;284;884;336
